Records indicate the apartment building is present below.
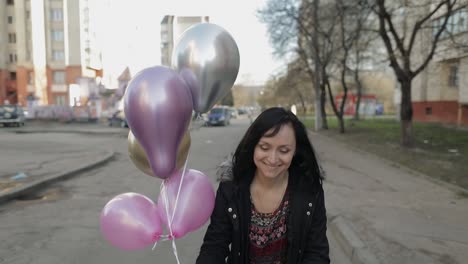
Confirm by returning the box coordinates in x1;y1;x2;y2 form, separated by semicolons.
160;15;209;66
0;0;102;107
411;2;468;126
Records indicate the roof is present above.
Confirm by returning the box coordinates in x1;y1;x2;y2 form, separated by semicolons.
117;67;131;81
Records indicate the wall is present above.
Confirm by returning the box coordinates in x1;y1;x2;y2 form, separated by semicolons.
412;101;465;125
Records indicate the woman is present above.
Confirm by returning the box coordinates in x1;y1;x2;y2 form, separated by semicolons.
196;107;329;264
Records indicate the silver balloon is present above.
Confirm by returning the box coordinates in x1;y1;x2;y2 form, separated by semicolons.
172;23;240;113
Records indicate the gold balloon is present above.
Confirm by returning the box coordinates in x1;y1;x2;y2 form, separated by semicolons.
128;130;191;177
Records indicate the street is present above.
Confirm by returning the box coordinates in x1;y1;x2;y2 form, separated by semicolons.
0;119;349;264
3;117;468;263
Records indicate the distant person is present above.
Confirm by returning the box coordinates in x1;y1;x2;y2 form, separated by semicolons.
196;107;329;264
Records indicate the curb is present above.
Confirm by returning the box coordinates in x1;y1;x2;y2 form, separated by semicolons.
309;130;468;197
12;129;126;136
0;151;116;204
329;216;379;264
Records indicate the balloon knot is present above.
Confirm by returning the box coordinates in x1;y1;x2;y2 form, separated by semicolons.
153;233;161;241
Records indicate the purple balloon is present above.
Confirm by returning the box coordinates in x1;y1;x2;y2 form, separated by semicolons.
124;66;193;179
157;169;215;238
100;193;163;251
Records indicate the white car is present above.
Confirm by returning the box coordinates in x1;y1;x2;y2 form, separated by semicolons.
0;105;25;127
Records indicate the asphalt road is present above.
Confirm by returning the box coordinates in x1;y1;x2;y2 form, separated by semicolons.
0;119;349;264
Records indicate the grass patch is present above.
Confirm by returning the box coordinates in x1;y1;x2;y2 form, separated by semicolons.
302;116;468;191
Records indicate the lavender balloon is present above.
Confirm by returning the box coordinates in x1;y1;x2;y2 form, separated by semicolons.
157;169;215;238
124;66;193;179
100;193;162;250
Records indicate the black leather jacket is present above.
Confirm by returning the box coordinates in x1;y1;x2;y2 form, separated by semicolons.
196;170;330;264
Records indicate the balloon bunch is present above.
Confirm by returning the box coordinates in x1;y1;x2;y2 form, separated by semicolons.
99;23;240;260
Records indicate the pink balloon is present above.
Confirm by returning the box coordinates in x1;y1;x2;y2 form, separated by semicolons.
100;193;162;250
124;66;193;179
157;169;215;238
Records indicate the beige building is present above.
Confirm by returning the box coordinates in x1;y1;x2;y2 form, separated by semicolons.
160;15;209;66
0;0;102;107
407;2;468;126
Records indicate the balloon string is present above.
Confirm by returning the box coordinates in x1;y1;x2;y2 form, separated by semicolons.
152;185;174;250
172;153;189;222
171;239;181;264
152;235;172;250
160;182;181;264
152;143;191;264
167;152;189;263
152;183;169;252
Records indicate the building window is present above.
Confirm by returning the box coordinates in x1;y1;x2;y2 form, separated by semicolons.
9;53;17;63
26;10;30;20
55;95;66;106
7;0;14;5
448;64;459;87
51;30;64;41
52;50;64;61
10;72;16;80
50;9;63;21
8;33;16;43
425;107;432;115
53;71;66;84
7;16;13;24
433;9;468;38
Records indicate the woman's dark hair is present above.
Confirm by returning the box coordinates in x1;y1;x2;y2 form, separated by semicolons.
231;107;323;186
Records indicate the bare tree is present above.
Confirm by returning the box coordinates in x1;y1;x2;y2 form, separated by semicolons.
375;0;457;147
326;0;372;133
257;76;291;109
298;0;341;130
350;3;379;120
280;59;316;115
259;0;379;132
258;0;334;130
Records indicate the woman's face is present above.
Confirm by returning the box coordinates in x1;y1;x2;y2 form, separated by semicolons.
254;123;296;180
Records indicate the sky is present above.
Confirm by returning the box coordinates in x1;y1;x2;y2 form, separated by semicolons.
96;0;284;88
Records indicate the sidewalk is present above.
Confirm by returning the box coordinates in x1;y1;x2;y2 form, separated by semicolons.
0;123;118;204
9;120;127;135
312;131;468;264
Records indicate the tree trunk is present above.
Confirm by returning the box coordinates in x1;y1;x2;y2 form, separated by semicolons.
296;90;307;115
313;0;322;132
338;115;345;133
354;70;363;120
354;92;362;120
400;79;413;147
320;84;328;129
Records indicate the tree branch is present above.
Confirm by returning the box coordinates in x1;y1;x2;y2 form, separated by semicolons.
412;0;456;77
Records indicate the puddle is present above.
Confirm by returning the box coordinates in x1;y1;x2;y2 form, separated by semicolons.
15;186;70;204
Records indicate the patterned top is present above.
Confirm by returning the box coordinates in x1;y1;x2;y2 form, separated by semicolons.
249;190;289;264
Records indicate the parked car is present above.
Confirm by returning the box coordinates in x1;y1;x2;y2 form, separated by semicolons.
206;107;231;126
237;108;248;115
108;110;128;128
229;107;238;119
0;105;25;127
